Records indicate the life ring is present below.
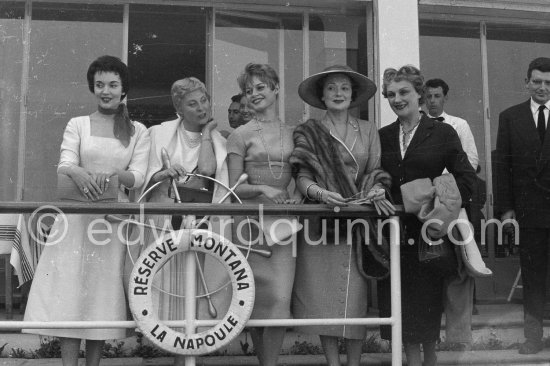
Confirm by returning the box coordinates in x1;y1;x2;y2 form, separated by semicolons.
129;228;255;355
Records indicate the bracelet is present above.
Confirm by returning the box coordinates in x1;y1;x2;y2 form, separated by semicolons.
305;182;318;200
316;188;325;203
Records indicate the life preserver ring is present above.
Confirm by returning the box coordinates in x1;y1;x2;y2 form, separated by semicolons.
129;229;255;355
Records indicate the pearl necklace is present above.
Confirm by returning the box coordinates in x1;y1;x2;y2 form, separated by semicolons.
181;127;202;148
255;117;284;180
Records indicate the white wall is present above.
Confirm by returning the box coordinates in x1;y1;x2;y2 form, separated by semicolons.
374;0;420;127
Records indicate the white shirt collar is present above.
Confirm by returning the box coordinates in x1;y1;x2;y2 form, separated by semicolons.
530;98;550;115
427;111;449;121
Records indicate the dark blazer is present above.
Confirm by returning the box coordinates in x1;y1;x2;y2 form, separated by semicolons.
379;115;476;206
495;99;550;228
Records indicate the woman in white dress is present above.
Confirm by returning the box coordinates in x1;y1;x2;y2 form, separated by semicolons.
23;55;150;366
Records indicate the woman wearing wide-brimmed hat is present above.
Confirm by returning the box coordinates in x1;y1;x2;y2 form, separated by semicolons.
290;65;394;366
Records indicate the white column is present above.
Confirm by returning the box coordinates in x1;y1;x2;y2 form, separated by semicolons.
373;0;420;127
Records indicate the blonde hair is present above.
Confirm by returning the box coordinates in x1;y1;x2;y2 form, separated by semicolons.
237;63;279;93
171;77;210;112
382;65;425;105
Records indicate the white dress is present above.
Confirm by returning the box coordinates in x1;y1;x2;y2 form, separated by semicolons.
23;116;150;340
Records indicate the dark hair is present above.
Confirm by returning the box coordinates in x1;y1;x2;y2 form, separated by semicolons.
231;94;242;103
237;63;279;93
87;55;133;147
315;73;358;106
527;57;550;80
425;78;449;96
382;65;425;105
87;55;129;99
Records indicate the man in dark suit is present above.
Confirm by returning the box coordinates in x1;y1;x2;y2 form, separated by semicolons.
496;57;550;354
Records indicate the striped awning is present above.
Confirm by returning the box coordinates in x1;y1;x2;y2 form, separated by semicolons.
0;215;34;285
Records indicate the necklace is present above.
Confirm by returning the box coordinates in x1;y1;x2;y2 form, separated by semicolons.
401;122;419;153
181;127;202;148
255;117;284;180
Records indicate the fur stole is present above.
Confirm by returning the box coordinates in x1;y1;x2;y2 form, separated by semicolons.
290;118;391;195
290;118;391;279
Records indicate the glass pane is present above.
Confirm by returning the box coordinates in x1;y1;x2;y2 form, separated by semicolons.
25;2;123;201
308;11;369;120
420;23;485;175
0;2;24;201
213;11;303;131
127;5;207;128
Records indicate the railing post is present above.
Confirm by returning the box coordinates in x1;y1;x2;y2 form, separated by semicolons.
184;237;197;366
389;215;402;366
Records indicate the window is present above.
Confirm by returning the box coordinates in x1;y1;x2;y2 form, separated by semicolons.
213;11;303;127
24;2;123;200
0;2;24;200
212;4;369;132
127;5;207;128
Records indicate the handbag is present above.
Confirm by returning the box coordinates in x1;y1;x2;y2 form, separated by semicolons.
418;227;458;277
56;173;119;202
355;218;391;280
168;167;214;203
169;186;214;203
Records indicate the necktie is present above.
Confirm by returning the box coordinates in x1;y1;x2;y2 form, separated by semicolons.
538;105;547;143
435;116;445;122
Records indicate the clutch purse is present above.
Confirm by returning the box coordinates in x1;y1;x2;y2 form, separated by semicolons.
56;173;119;202
418;229;458;277
168;185;213;203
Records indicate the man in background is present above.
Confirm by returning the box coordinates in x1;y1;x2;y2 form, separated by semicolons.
220;93;243;138
496;57;550;354
425;78;479;170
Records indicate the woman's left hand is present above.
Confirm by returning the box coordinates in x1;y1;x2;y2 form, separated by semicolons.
201;120;218;135
285;193;303;204
92;172;115;193
365;187;396;216
262;186;290;204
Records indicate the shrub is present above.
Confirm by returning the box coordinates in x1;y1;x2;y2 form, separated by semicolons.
103;341;126;358
288;341;323;355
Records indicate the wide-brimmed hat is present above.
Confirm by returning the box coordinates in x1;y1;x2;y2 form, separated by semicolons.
298;65;377;110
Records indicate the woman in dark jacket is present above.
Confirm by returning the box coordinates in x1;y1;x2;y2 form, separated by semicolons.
377;65;476;366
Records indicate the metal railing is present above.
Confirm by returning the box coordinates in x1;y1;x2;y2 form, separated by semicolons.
0;202;402;366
